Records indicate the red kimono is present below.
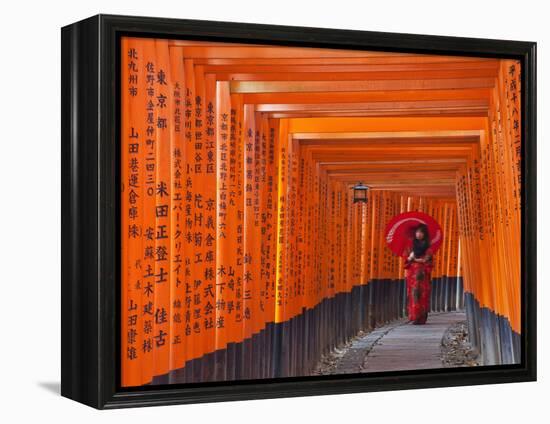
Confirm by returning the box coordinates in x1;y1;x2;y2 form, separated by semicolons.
403;247;433;324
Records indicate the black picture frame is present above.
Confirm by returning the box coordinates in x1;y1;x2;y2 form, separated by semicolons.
61;14;537;409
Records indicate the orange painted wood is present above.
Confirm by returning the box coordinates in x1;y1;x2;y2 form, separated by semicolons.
121;37;521;386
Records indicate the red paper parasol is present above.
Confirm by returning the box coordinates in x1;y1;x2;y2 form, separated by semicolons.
385;211;443;256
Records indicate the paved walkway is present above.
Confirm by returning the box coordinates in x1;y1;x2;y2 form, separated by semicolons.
332;312;466;374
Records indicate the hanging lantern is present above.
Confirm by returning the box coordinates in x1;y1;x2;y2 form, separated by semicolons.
352;182;369;203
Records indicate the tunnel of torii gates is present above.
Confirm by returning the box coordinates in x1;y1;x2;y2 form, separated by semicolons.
120;37;522;387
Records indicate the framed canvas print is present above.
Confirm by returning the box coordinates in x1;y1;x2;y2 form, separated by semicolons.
61;14;536;409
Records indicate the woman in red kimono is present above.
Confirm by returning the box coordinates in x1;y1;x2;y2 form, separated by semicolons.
403;224;433;325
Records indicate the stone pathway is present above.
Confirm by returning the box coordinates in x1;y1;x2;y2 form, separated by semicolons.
327;312;466;374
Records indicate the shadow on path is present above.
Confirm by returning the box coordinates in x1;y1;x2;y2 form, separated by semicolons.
319;312;467;375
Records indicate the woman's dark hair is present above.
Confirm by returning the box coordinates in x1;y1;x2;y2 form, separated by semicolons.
412;224;430;257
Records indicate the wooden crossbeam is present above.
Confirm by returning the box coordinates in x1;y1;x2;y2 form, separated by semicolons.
231;78;494;93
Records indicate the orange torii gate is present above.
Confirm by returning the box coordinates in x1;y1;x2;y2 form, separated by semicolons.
121;36;521;386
